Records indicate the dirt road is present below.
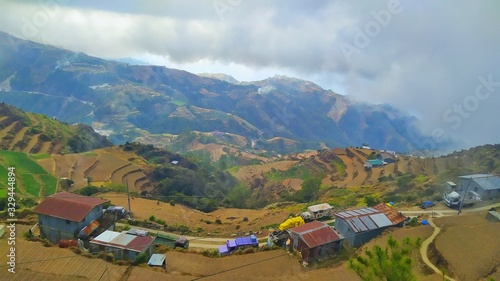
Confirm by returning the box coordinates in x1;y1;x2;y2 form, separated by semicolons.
419;218;455;281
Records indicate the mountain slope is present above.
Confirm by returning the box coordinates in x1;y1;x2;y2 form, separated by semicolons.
0;31;442;153
0;103;112;154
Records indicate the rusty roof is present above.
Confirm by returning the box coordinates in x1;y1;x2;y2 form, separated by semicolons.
372;203;407;225
91;230;154;253
33;192;108;222
288;221;343;248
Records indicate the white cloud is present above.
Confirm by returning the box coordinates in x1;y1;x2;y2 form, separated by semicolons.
0;0;499;148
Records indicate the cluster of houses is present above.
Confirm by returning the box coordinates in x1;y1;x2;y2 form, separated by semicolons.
364;151;396;169
32;192;163;266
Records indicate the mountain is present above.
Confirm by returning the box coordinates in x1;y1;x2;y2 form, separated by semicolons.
0;31;443;153
0;102;112;154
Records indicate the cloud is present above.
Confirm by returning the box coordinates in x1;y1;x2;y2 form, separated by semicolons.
0;0;499;149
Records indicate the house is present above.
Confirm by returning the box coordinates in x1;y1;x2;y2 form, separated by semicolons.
364;159;384;169
334;206;402;248
458;174;500;200
376;152;395;164
90;230;154;260
371;203;407;226
33;192;108;244
287;221;343;262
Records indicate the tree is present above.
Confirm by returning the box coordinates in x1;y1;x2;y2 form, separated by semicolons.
227;184;252;208
297;175;323;202
364;194;380;207
349;236;422;281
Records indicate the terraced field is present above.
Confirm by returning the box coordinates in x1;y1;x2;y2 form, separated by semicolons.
233;160;297;181
0;151;58;197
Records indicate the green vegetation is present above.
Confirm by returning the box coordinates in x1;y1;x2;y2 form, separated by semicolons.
349;236;422;281
31;153;51;160
296;175;323;202
0;151;57;197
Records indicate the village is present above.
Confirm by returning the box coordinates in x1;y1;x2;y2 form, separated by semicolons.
1;170;499;280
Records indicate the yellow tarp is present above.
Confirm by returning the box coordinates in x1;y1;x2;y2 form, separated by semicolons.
278;216;305;231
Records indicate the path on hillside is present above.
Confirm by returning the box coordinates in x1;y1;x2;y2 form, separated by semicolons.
419;218;455;281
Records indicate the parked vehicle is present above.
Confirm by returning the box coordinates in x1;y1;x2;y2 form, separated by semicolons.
443;190;481;208
420;201;435;209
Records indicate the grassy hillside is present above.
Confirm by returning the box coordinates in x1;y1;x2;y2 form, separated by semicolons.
0;103;112;154
0;151;57;198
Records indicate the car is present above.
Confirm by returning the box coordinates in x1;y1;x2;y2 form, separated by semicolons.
420;201;435;209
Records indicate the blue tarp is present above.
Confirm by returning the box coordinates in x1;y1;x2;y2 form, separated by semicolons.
421;219;429;225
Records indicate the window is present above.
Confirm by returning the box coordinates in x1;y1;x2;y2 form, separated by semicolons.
66;220;71;224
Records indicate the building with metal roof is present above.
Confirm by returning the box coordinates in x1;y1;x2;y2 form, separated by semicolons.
333;206;401;247
287;221;343;262
458;174;500;200
33;192;108;244
148;254;166;268
90;230;154;260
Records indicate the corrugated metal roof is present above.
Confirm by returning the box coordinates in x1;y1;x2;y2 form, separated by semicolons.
473;176;500;191
148;254;166;266
359;215;377;230
33;192;108;222
91;231;154;252
369;213;392;228
288;221;343;248
93;230;121;243
334;207;378;219
350;217;368;232
372;203;407;225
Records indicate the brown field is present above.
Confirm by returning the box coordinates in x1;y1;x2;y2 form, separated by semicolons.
23;133;40;153
86;153;130;181
282;178;303;191
70;154;99;189
9;126;28;150
0;121;17;139
434;212;500;281
99;193;291;236
0;225;127;281
110;164;141;184
234;160;297;181
37;157;56;175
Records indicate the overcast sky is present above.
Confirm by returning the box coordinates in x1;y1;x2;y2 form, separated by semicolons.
0;0;499;150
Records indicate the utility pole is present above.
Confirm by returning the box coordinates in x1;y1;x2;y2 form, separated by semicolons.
126;180;132;217
457;177;472;215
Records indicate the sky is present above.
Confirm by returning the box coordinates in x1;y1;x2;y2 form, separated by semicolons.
0;0;499;150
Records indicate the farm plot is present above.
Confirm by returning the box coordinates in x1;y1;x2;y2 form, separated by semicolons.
0;151;57;197
434;213;500;281
0;227;127;280
23;133;40;153
234;160;297;181
86;153;130;182
9;126;28;150
124;171;149;193
50;154;77;178
110;164;142;185
0;120;17;140
70;154;98;189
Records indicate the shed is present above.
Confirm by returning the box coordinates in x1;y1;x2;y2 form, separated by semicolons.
458;174;500;199
334;207;396;247
307;203;333;219
377;152;395;164
33;192;108;244
90;230;154;260
148;253;166;268
287;221;343;262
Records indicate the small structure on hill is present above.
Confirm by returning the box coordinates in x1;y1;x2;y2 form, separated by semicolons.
376;152;395;164
33;192;108;244
287;221;343;262
148;253;166;269
364;159;384;169
90;230;154;260
333;203;406;248
301;203;334;221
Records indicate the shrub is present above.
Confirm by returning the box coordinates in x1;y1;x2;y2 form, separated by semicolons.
149;215;156;222
133;252;149;265
242;247;255;254
215;219;222;224
242;217;249;222
169;200;176;206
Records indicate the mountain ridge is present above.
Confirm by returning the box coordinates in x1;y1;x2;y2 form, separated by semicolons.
0;31;446;154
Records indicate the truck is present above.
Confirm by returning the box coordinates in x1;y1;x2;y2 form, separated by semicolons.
443;190;481;208
268;216;305;246
300;203;334;222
